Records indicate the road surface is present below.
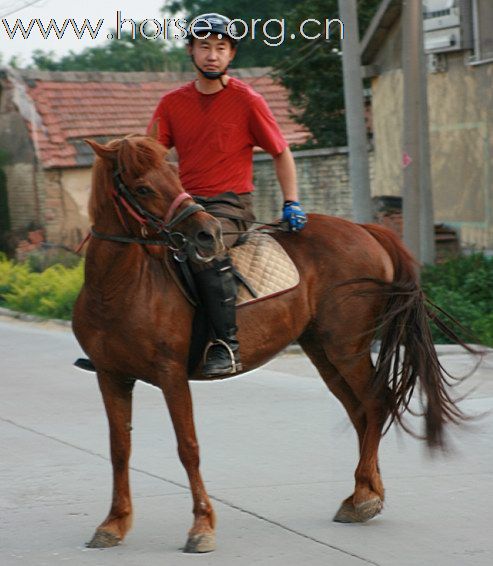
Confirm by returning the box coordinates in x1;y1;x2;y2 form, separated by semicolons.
1;316;492;565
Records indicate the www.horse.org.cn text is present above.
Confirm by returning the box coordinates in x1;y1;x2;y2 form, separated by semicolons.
1;12;345;47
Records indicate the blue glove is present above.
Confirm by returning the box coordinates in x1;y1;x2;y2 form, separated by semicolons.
282;201;307;232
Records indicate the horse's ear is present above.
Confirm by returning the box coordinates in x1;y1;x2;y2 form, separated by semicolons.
147;119;159;140
84;139;117;161
165;147;178;164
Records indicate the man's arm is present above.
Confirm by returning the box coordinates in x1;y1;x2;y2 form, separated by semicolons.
273;147;298;202
273;147;307;231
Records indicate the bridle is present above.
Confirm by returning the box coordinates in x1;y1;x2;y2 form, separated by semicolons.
90;166;213;263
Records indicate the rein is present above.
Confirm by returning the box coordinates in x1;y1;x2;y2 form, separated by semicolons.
90;229;186;248
221;218;291;236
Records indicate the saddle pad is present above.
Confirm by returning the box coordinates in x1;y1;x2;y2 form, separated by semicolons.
230;232;300;307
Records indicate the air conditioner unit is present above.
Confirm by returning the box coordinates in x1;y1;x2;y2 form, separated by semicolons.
422;0;473;53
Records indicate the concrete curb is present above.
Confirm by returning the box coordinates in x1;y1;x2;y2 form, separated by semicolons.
0;306;71;330
0;306;488;355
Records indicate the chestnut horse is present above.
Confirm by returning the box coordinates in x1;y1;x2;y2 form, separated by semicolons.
72;135;466;553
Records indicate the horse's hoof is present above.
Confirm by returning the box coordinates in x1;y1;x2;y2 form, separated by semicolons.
333;500;358;523
86;530;121;548
333;497;383;523
356;497;383;521
183;532;216;553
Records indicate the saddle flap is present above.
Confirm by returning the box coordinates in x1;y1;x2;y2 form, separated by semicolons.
230;232;300;307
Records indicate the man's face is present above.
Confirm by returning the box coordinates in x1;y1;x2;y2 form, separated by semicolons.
188;34;236;74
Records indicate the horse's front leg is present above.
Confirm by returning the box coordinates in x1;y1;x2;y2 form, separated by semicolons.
160;371;216;553
87;371;135;548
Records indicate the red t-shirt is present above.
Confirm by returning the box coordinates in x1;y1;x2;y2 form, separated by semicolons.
147;77;287;197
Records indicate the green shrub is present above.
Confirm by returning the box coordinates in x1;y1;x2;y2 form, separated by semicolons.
0;253;31;300
26;248;82;273
422;252;493;346
0;254;83;320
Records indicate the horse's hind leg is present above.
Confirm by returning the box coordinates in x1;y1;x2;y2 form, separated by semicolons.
327;348;388;522
87;372;135;548
299;331;387;523
299;332;367;449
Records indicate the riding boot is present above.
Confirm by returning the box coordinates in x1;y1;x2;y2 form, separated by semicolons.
74;358;96;372
193;257;242;376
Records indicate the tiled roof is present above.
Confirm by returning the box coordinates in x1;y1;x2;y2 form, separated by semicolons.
10;68;310;169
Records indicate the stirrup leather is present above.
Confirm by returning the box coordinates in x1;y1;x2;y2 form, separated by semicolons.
203;339;242;373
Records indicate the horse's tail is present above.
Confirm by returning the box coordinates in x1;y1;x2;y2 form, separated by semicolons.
360;223;475;449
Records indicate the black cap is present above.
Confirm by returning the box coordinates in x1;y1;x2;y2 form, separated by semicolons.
187;13;239;45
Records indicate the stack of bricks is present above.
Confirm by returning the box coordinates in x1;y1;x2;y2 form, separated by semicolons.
372;196;403;237
15;229;45;260
372;196;460;262
376;211;404;238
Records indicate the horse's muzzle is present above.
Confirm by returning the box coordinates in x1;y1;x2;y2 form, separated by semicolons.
191;223;225;263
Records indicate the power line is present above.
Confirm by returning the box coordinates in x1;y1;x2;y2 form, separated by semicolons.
0;0;43;19
275;38;326;75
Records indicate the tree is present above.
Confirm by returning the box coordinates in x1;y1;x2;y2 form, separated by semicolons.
31;31;190;72
272;0;381;147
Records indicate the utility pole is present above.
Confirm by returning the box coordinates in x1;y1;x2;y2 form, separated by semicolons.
418;19;435;264
402;0;435;265
338;0;373;223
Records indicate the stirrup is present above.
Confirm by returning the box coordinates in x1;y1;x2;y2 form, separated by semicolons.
203;339;242;375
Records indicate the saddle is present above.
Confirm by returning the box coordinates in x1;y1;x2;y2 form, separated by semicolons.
165;231;300;375
166;231;300;308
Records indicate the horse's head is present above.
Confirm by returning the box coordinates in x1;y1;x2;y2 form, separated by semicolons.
85;135;224;261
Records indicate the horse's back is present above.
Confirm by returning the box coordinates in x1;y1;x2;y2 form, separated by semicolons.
273;213;394;284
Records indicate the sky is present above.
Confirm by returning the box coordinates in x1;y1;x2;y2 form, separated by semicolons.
0;0;175;66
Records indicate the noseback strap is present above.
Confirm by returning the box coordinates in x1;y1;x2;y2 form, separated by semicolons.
164;192;193;225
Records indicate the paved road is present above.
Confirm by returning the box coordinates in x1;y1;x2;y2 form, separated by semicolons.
1;316;492;566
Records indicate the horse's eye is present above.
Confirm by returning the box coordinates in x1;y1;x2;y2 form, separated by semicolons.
135;186;153;196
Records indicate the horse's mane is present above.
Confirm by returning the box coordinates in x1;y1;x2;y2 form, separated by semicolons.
88;135;170;223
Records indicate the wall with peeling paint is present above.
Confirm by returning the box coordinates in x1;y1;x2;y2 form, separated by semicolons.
369;23;493;248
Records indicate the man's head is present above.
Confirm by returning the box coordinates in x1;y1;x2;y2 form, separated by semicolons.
187;13;238;81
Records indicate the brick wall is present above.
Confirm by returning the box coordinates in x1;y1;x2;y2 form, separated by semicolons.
5;147;373;249
3;162;39;230
45;147;367;245
253;147;374;222
42;169;65;243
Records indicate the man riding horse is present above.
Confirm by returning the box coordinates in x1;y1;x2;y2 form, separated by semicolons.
148;13;307;376
72;16;473;545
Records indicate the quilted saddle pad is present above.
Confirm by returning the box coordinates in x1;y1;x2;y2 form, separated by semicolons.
230;232;300;307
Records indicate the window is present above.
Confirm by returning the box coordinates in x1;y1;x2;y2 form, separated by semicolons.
472;0;493;63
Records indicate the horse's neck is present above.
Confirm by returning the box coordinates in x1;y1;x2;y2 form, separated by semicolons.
85;231;169;298
86;241;143;289
85;212;172;301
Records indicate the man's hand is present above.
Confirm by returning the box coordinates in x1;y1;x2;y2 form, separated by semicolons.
282;201;307;232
